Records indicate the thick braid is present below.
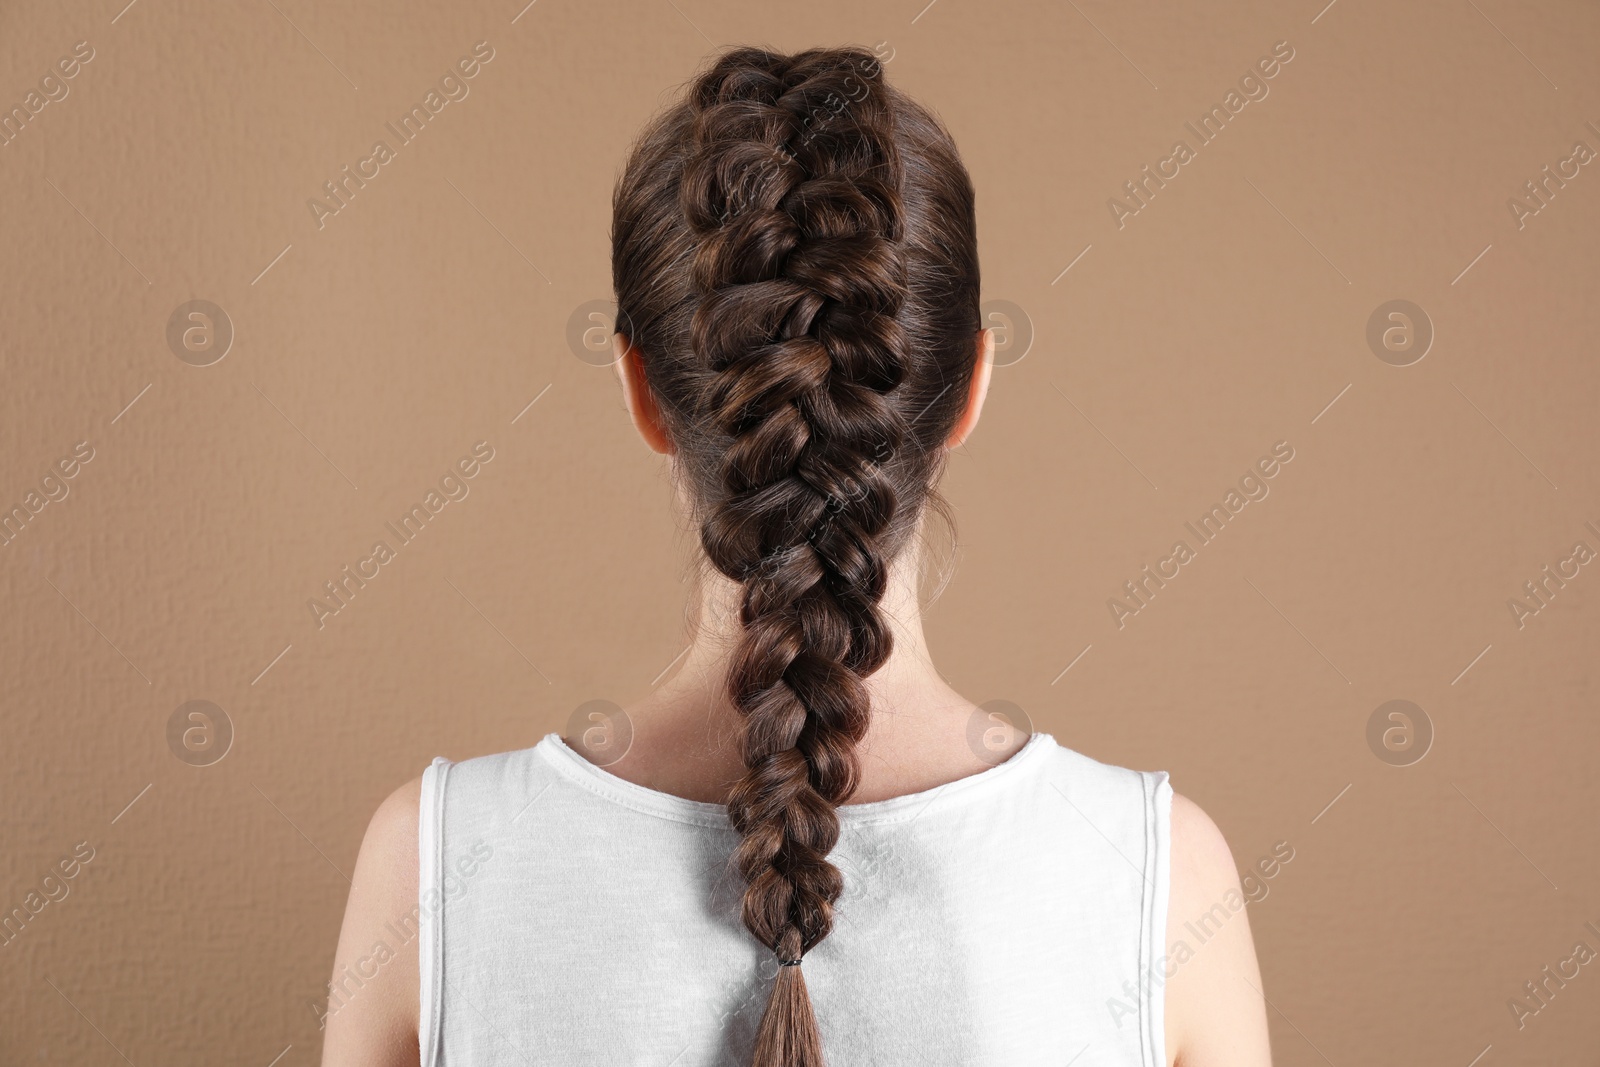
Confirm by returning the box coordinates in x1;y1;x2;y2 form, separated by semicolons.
682;48;909;1064
611;43;981;1065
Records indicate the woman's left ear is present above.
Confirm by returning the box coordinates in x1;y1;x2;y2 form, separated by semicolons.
613;333;675;455
945;328;994;449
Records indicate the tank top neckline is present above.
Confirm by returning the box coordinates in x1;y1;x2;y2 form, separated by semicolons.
534;730;1055;829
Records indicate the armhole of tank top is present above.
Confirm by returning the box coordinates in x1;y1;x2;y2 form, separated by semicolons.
1140;770;1174;1067
418;756;451;1067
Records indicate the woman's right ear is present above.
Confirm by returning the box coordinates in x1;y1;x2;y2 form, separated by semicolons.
612;333;676;455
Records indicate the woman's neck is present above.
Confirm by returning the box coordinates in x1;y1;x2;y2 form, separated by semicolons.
587;535;1018;805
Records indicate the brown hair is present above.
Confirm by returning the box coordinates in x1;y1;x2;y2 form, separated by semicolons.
611;45;980;1064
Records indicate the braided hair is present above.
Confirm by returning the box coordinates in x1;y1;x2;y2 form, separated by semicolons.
611;46;981;1065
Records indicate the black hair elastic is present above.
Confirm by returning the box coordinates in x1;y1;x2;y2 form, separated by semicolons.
778;956;803;967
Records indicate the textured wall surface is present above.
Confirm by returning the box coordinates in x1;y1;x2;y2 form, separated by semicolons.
1;0;1597;1063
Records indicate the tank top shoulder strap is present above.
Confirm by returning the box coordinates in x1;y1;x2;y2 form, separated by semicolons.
1138;766;1174;1067
1038;740;1174;1066
417;755;452;1067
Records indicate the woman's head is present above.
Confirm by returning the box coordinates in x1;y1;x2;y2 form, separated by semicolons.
610;45;983;1064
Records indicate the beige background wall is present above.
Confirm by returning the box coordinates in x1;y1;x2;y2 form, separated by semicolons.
2;0;1597;1063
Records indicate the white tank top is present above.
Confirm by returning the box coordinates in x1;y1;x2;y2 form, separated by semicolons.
417;732;1172;1066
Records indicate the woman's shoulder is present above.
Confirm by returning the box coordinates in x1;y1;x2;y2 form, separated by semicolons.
1036;736;1267;1065
364;773;425;857
334;775;426;932
319;774;426;1058
320;743;544;1058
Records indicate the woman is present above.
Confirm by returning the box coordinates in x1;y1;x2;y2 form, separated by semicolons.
323;46;1272;1067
